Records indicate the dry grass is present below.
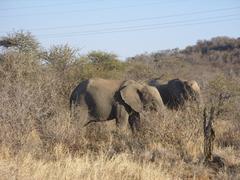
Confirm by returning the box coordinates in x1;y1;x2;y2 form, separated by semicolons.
1;105;239;179
0;33;240;179
0;150;171;180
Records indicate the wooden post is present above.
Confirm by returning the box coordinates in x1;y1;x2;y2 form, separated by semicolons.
203;107;215;163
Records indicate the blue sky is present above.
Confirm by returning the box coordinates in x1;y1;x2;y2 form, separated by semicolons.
1;0;240;59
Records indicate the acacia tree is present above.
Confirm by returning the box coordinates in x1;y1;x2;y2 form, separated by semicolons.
0;31;43;84
87;51;125;76
0;31;40;54
43;44;78;73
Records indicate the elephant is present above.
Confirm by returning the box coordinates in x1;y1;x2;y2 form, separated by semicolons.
70;78;164;132
148;78;201;110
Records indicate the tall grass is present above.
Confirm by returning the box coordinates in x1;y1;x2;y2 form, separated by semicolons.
0;32;240;179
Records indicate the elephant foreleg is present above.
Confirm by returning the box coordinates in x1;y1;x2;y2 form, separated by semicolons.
115;104;129;130
129;112;140;133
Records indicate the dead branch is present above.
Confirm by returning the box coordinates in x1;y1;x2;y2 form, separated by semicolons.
203;107;215;163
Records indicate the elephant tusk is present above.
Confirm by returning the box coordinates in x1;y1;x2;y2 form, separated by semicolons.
83;119;111;127
83;120;98;127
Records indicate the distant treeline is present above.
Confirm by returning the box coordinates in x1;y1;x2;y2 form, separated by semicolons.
129;36;240;77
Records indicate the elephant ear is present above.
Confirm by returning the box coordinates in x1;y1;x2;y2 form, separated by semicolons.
120;82;143;113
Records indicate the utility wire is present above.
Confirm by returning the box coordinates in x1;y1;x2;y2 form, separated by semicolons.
36;17;240;38
0;1;184;18
1;6;239;33
0;0;181;11
37;14;240;37
0;0;106;11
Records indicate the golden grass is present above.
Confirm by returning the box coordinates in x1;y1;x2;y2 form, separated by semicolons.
0;149;170;180
0;39;240;179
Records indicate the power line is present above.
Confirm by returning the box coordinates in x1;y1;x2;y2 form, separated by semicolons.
36;17;240;38
37;14;240;37
0;0;180;11
0;0;106;11
0;1;183;18
1;6;239;33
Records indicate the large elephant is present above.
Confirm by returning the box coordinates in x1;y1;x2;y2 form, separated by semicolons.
70;78;164;132
148;78;201;110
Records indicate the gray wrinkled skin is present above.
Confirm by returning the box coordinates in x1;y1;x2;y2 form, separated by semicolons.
148;78;201;110
70;78;164;132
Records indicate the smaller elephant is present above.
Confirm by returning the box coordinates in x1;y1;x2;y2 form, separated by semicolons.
70;78;164;132
148;78;201;110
